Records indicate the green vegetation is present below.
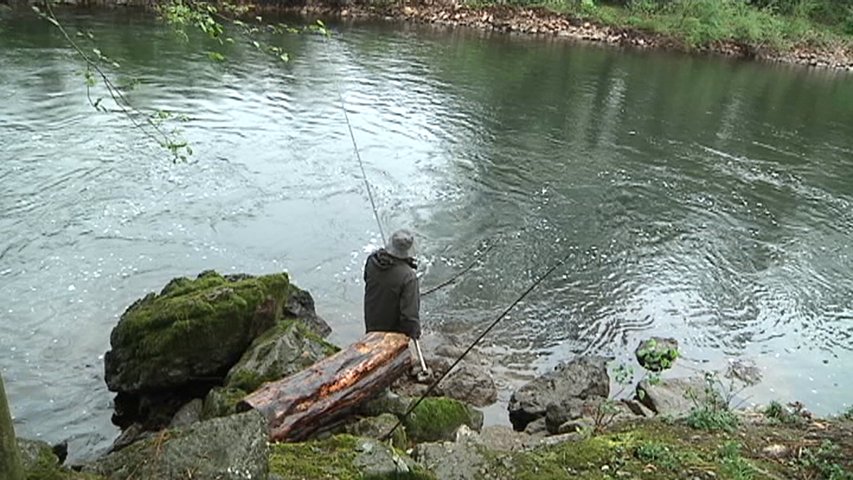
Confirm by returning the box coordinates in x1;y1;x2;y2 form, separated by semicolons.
840;406;853;420
501;421;780;480
763;401;806;425
686;406;740;432
268;434;435;480
469;0;853;50
635;338;679;372
798;440;853;480
403;397;482;443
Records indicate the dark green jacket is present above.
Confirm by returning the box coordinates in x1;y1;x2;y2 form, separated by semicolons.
363;249;421;339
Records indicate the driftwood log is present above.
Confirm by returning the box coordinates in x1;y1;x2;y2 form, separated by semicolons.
239;331;412;442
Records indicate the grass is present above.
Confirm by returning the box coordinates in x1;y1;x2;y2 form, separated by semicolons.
686;406;740;432
464;0;853;52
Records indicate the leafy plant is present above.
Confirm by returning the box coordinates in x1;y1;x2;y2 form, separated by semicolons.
684;372;741;432
634;441;682;470
718;441;756;480
798;440;852;480
635;338;679;372
763;400;806;425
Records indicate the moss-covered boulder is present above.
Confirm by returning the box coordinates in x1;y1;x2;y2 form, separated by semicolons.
84;411;268;480
225;319;339;392
404;397;484;444
269;434;433;480
105;271;292;393
18;438;103;480
104;270;332;431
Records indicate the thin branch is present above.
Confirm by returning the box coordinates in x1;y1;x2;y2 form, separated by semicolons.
40;2;186;158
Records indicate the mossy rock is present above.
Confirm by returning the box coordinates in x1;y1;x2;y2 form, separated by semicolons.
403;397;484;444
635;337;679;372
202;387;248;420
18;439;103;480
269;434;434;480
105;270;291;393
344;413;408;449
225;319;340;392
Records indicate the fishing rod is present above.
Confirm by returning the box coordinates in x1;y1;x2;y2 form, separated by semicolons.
382;249;574;441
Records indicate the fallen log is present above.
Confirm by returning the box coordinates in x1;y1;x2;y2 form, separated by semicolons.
238;331;412;442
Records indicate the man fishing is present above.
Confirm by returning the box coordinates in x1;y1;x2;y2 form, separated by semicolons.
363;229;421;340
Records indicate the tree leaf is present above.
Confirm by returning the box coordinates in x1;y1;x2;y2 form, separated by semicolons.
207;51;226;62
279;53;289;62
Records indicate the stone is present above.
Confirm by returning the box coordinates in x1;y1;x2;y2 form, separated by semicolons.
169;398;203;428
282;286;332;338
637;376;710;417
344;413;406;447
508;355;610;431
225;319;339;392
415;439;490;480
404;397;484;443
356;390;413;418
104;270;330;431
436;363;498;407
202;387;247;420
544;398;600;434
761;444;789;459
621;398;656;417
17;439;94;480
85;411;268;480
106;270;290;393
523;417;548;435
634;337;679;372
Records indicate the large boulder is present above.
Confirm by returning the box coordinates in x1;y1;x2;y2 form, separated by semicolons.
18;438;100;479
344;413;407;448
105;270;291;393
507;355;610;432
104;270;332;430
225;319;339;392
84;410;268;480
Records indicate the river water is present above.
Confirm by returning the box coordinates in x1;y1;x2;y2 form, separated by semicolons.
1;7;852;462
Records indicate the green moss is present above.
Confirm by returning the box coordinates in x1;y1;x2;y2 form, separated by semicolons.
202;387;247;419
403;397;479;444
21;442;103;480
501;421;788;480
225;319;340;392
108;271;292;387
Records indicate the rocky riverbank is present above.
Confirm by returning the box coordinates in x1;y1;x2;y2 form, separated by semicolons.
287;0;853;71
10;270;853;479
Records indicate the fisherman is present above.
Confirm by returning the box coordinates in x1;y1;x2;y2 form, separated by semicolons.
363;229;421;339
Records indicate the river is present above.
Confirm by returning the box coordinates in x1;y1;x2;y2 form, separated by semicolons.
1;7;852;462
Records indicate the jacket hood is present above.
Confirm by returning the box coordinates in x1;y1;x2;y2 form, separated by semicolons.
369;249;417;270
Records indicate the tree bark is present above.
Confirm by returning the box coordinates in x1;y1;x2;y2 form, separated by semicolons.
239;331;412;442
1;373;25;480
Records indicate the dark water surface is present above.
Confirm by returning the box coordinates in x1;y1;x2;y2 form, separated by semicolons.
1;7;852;461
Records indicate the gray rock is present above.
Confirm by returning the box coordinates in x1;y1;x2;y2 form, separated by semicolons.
202;387;247;420
85;410;268;480
621;398;656;417
415;440;489;480
523;417;548;435
109;422;152;452
544;398;600;434
344;413;405;447
352;437;417;477
357;390;413;418
635;337;679;372
225;319;338;392
436;363;498;408
637;376;710;416
169;398;203;428
283;286;332;338
508;355;610;431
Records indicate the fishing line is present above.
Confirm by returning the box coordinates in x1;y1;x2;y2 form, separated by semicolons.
324;35;386;245
382;248;575;441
